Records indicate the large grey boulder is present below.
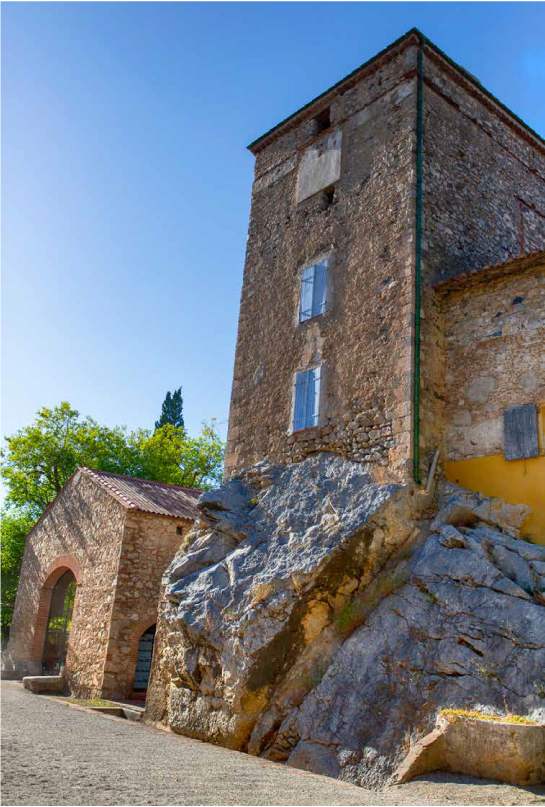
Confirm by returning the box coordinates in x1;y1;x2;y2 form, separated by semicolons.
145;454;420;750
285;522;545;786
145;456;545;789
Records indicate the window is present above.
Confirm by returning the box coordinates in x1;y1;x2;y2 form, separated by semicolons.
503;404;539;461
314;108;331;133
300;259;328;323
293;367;321;432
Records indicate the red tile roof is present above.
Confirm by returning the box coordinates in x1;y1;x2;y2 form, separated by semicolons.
81;468;201;521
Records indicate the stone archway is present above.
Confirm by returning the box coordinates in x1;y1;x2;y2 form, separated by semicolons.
41;569;77;673
30;556;82;672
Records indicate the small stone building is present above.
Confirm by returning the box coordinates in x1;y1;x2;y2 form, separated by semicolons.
5;467;200;699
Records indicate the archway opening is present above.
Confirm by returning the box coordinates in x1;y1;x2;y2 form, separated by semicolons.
41;569;77;673
133;624;156;693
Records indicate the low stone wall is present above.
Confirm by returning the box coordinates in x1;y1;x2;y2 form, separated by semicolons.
393;713;545;786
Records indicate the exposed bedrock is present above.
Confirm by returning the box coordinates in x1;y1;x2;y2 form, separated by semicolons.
144;454;545;788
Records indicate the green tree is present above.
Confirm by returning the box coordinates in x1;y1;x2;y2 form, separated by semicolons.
134;422;224;489
155;388;184;431
1;402;224;518
1;402;136;518
1;510;33;639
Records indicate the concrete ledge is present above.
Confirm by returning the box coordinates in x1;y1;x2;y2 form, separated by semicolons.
22;675;65;695
89;706;142;722
1;670;22;681
392;714;545;786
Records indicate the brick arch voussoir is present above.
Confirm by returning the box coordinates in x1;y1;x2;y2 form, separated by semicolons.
42;555;83;589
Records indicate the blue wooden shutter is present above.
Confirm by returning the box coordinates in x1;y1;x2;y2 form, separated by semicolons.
293;371;309;431
504;405;539;460
312;260;328;317
300;266;315;322
308;367;321;427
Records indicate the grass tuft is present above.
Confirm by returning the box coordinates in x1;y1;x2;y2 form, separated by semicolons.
65;697;119;708
440;708;538;725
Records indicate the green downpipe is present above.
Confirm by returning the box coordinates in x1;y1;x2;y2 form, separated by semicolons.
413;42;424;485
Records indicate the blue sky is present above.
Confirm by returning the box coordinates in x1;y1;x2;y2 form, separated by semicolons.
2;2;544;446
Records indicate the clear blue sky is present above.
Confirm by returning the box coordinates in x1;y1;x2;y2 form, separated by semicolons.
2;2;544;445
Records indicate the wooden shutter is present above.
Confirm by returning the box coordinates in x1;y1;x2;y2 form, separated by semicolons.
300;266;315;322
293;371;309;431
308;367;321;427
503;404;539;461
312;260;328;317
293;368;321;431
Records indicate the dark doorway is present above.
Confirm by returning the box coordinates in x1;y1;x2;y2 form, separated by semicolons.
133;624;156;692
42;570;77;673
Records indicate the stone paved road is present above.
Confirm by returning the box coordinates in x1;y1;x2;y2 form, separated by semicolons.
2;682;544;806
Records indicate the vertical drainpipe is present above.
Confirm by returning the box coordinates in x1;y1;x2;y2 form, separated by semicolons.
413;40;424;485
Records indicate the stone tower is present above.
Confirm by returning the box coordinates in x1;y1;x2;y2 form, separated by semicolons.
225;28;545;483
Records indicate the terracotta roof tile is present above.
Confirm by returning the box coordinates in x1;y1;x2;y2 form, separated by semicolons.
80;467;201;521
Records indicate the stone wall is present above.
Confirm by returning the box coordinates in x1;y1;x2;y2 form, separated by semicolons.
442;262;544;462
418;49;545;479
6;471;126;694
438;257;545;542
102;510;191;700
226;42;419;481
422;52;545;285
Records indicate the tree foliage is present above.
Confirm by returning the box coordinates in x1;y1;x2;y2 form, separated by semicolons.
1;401;225;632
155;388;184;431
1;510;33;637
1;401;224;520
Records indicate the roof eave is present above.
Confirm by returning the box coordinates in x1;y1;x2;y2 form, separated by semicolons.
247;27;544;156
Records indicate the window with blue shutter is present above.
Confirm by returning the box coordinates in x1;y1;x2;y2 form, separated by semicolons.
293;367;321;431
299;259;328;323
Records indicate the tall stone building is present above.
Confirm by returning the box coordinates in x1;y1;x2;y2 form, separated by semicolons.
225;28;544;536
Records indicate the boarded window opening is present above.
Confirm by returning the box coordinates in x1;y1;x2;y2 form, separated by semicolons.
503;404;539;461
297;130;342;204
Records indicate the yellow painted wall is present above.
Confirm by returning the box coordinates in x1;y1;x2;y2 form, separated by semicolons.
445;454;545;545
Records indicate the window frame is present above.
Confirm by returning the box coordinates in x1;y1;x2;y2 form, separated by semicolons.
291;365;323;433
296;250;334;326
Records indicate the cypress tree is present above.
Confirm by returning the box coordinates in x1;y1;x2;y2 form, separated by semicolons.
155;387;185;431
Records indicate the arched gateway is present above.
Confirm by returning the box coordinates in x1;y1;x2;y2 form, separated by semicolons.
41;569;77;673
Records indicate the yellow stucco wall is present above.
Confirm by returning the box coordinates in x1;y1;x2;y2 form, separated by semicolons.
445;454;545;545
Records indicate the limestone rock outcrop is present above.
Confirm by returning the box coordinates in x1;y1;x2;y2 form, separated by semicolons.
145;454;545;788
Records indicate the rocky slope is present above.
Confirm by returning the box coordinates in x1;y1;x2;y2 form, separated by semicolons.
145;454;545;788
